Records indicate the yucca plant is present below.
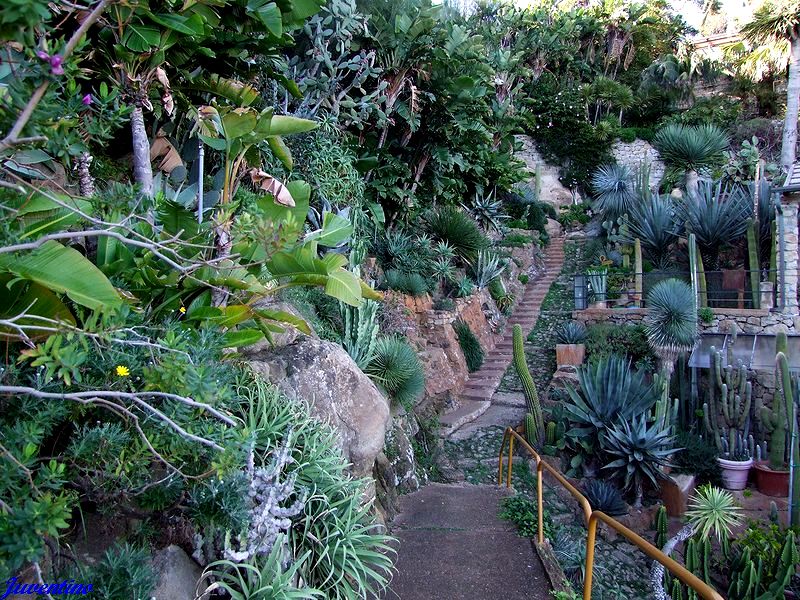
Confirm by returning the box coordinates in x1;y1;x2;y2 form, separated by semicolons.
603;414;676;506
462;189;509;233
625;194;680;270
425;206;490;263
471;250;506;289
654;124;729;195
644;278;697;382
366;336;425;409
453;275;475;298
590;164;637;219
581;479;628;517
685;485;743;542
676;180;751;269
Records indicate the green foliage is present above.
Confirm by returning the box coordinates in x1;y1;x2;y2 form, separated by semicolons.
73;543;155;600
518;274;530;285
454;319;484;373
672;431;722;486
644;278;698;356
499;495;552;540
581;479;628;516
557;204;592;229
585;324;657;371
498;232;534;248
425;206;490;263
698;306;714;324
685;485;743;542
654;124;730;174
463;190;509;233
471;250;506;289
703;345;753;459
625;195;680;270
366;336;425;409
655;505;668;550
384;269;429;296
556;322;587;345
341;299;379;369
453;275;475;298
590;164;638;220
728;524;799;600
488;278;514;315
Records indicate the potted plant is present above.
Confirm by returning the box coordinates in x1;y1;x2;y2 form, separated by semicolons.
555;322;586;367
754;339;796;497
587;268;607;309
703;345;754;490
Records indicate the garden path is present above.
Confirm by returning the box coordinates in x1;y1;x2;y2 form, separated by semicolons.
440;236;566;436
382;483;552;600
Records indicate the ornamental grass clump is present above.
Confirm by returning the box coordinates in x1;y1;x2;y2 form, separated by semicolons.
366;336;425;409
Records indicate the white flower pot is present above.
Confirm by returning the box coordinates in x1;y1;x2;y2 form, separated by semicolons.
718;457;752;491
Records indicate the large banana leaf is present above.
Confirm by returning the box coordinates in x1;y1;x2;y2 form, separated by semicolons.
0;276;75;339
0;241;122;311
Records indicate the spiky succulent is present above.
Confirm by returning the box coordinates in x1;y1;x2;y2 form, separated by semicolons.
462;189;509;233
581;479;628;517
366;336;425;408
685;485;743;542
426;206;490;263
603;415;676;504
557;322;587;345
644;278;698;368
471;250;506;289
453;274;475;298
590;164;637;219
625;194;680;270
654;124;729;173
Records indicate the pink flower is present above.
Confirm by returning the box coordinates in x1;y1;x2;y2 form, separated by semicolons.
36;50;49;61
49;55;63;75
82;94;92;106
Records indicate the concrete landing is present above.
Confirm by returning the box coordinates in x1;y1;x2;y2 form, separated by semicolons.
383;483;551;600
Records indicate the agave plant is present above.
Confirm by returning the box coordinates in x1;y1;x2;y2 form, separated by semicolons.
654;124;729;194
581;479;628;517
676;180;751;269
471;250;506;289
625;194;680;270
590;164;637;219
557;322;587;345
564;355;660;466
462;189;509;233
426;206;490;263
644;278;697;380
431;256;456;282
453;274;475;298
603;414;676;506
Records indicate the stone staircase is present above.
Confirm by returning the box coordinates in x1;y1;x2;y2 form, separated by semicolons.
440;237;566;436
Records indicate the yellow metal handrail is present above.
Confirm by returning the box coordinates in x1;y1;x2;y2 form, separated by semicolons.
498;427;724;600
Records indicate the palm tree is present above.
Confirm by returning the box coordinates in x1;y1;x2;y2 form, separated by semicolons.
654;124;729;196
742;1;800;171
644;278;698;394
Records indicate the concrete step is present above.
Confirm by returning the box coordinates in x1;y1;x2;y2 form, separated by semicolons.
439;400;491;436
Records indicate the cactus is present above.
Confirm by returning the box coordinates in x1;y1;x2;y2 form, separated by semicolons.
654;395;679;435
545;421;557;445
697;252;708;308
671;579;683;600
746;220;760;308
514;324;544;446
727;531;798;599
770;501;780;525
703;345;752;458
634;238;643;307
757;344;791;470
655;505;668;550
769;218;778;289
685;536;712;585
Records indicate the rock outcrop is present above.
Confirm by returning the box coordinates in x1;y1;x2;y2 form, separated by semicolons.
246;336;391;479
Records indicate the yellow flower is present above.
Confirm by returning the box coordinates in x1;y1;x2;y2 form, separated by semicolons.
179;306;186;314
115;365;130;377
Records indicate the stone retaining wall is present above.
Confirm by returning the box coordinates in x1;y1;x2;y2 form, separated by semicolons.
611;139;665;189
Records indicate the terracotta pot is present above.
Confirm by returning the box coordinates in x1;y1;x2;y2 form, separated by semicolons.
753;461;790;497
556;343;585;367
718;457;752;491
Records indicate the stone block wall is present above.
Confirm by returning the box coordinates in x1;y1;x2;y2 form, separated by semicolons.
611;139;665;189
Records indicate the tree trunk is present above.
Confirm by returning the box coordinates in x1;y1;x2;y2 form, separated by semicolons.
685;170;699;198
130;105;153;197
75;152;95;197
782;36;800;172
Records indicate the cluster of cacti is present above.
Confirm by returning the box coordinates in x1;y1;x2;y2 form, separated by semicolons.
703;344;753;459
341;299;379;369
670;580;683;600
653;395;679;435
756;332;790;470
634;237;643;306
727;531;798;599
746;220;760;309
685;537;712;585
513;324;544;446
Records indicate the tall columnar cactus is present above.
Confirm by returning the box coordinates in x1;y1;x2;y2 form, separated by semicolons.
655;505;668;550
654;396;679;435
769;219;778;289
757;337;790;470
545;421;557;446
703;346;752;457
746;220;760;308
697;252;708;308
513;324;544;446
634;238;643;307
685;536;711;585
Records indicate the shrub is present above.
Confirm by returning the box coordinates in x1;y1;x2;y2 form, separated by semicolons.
518;274;530;285
581;480;628;516
72;543;154;600
498;232;533;248
489;279;514;315
557;203;592;229
366;336;425;409
425;206;489;263
453;319;484;372
453;275;475;298
384;269;429;296
433;297;455;311
584;324;657;370
672;431;722;486
499;495;553;540
698;306;714;324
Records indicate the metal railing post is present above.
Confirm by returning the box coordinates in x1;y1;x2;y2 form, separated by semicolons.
498;431;507;485
537;461;544;545
506;435;514;488
583;514;598;599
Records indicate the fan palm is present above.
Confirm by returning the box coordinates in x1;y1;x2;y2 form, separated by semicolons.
644;279;698;383
654;124;729;195
590;164;637;219
742;1;800;170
